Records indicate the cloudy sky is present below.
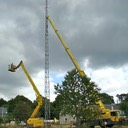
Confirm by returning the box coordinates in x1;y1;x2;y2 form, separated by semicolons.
0;0;128;103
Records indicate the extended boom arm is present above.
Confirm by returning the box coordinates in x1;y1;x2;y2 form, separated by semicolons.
8;61;43;118
47;16;106;109
47;16;85;78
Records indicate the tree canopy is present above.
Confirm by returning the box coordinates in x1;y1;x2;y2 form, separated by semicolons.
116;93;128;102
54;69;101;122
116;93;128;116
4;95;34;122
99;93;114;104
0;98;7;107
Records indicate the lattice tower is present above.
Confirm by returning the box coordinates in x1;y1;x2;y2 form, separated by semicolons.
44;0;50;120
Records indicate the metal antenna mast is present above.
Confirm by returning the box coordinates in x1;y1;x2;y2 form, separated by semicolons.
44;0;50;120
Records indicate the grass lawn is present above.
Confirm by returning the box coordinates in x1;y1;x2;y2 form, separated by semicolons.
0;124;128;128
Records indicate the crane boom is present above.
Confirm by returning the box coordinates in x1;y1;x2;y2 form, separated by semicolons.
47;16;105;110
8;61;44;128
47;16;125;126
47;16;85;78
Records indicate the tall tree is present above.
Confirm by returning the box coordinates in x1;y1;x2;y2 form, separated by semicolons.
13;101;32;121
116;93;128;103
116;93;128;116
0;98;7;107
99;93;114;104
119;101;128;116
7;95;33;120
51;95;63;119
54;69;101;123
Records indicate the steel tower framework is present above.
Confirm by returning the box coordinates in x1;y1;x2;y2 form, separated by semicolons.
44;0;50;120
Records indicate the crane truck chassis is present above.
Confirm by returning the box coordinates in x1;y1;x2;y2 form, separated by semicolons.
47;16;125;128
8;61;44;128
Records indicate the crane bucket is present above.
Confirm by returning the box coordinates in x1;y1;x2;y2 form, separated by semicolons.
8;63;17;72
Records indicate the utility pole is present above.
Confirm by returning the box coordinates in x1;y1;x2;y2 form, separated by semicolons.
44;0;50;120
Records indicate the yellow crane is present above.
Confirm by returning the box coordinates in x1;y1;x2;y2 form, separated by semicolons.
8;61;44;128
47;16;125;127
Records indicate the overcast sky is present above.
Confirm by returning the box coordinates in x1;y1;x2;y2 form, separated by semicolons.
0;0;128;103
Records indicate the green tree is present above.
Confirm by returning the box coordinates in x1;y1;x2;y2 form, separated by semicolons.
0;117;3;123
119;101;128;116
99;93;114;104
51;95;63;119
13;101;32;121
116;93;128;103
54;69;101;124
0;98;7;107
7;95;33;120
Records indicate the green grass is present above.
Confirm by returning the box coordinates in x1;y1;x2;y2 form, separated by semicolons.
0;124;20;128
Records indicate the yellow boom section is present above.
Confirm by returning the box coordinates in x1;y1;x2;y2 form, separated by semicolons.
47;16;106;110
8;61;43;118
47;16;85;78
47;16;125;124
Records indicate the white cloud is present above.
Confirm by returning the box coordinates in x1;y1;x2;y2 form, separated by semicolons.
86;65;128;102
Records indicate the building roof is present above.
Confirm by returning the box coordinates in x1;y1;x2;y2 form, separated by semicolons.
104;104;119;110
